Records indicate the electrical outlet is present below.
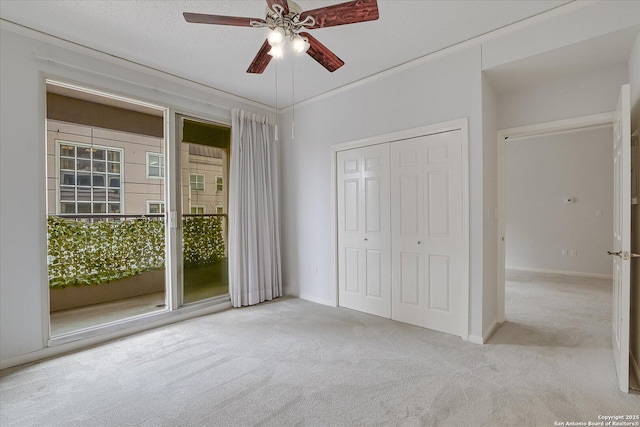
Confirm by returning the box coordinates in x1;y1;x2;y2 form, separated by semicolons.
561;249;568;256
569;249;577;257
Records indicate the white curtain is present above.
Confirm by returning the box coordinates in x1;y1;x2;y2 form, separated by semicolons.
228;109;282;307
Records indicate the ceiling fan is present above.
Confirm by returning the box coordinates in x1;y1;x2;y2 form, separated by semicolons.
183;0;379;74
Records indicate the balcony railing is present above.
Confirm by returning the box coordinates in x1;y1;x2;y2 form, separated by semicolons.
47;213;226;288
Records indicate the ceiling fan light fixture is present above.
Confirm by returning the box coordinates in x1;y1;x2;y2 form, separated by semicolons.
291;35;310;54
267;26;286;46
268;44;284;59
184;0;379;73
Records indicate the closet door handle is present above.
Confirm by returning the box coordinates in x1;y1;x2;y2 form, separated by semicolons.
417;241;421;244
364;238;368;241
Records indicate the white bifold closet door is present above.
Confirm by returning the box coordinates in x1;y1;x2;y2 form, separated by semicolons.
390;130;463;336
337;144;391;318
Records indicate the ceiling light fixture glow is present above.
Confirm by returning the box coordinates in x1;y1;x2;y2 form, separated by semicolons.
268;44;284;59
291;35;310;54
267;26;286;46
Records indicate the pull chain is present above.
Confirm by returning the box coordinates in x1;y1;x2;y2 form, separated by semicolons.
292;53;295;140
275;57;279;141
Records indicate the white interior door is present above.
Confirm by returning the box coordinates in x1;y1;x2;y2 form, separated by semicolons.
611;84;631;393
391;131;464;336
337;144;391;318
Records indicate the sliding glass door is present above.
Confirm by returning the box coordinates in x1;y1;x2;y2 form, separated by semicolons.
46;81;168;336
176;114;231;304
45;83;232;339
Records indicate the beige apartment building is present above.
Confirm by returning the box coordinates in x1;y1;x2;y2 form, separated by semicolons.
46;119;227;217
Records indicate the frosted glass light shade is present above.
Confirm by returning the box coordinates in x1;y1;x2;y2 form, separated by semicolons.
267;27;285;46
268;44;284;59
292;35;310;54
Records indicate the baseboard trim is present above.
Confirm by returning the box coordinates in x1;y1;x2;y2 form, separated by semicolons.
469;319;500;345
296;293;336;307
505;266;612;280
631;350;640;391
468;335;483;344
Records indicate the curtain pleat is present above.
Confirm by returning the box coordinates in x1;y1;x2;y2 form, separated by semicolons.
229;109;282;307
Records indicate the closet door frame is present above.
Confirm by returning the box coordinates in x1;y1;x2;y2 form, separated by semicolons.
331;118;470;340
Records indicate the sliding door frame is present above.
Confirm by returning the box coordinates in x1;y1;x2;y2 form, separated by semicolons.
43;77;233;348
173;110;232;307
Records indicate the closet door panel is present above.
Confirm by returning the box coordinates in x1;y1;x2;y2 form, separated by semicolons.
391;138;426;327
344;248;360;293
366;249;382;298
422;131;463;336
391;131;463;336
427;171;450;237
427;254;450;311
400;252;420;305
337;145;391;318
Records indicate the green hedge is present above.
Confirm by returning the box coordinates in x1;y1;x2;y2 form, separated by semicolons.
182;216;226;266
47;215;225;288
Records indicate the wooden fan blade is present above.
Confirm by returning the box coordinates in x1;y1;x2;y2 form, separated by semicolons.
183;12;265;27
299;0;379;29
247;39;273;74
299;32;344;72
266;0;289;15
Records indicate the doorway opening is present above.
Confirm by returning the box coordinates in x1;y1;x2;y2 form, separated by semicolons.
499;122;614;349
497;113;616;322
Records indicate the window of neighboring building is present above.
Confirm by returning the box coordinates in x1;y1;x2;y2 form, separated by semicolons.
58;141;123;215
190;205;205;214
190;173;205;191
147;201;165;214
146;152;164;178
216;206;224;214
216;176;223;192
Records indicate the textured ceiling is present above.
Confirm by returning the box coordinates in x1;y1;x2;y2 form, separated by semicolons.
0;0;573;108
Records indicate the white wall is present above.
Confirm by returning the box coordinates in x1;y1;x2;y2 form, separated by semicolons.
0;26;273;362
279;46;487;337
505;127;613;277
497;64;629;130
482;75;499;335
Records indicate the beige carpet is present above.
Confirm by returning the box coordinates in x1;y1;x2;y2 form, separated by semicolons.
1;272;638;426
